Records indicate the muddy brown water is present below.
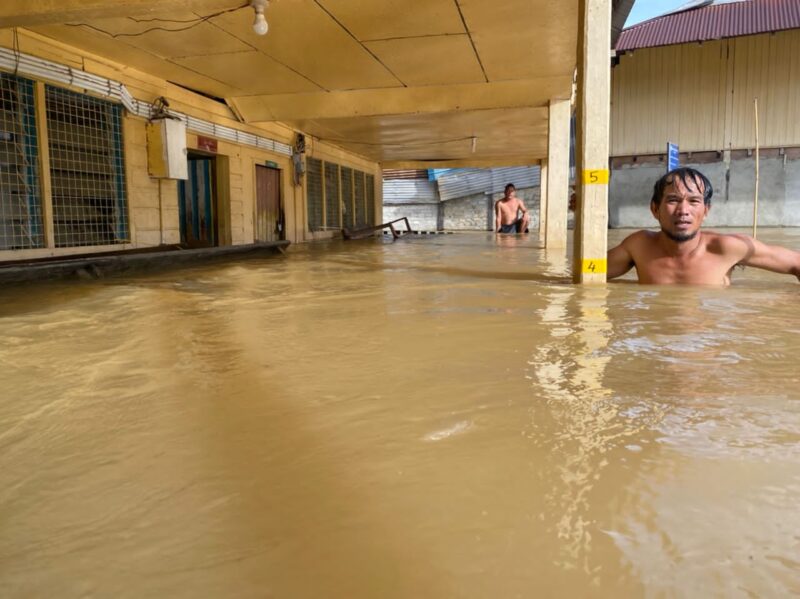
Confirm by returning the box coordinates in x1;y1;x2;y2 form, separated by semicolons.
2;230;800;597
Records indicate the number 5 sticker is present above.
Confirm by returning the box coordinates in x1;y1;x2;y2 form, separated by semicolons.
582;169;609;185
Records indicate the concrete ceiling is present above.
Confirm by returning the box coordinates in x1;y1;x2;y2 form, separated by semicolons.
4;0;584;166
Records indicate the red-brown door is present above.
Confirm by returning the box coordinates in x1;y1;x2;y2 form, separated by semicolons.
255;165;282;242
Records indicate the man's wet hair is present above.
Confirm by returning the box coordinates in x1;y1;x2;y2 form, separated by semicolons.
651;167;713;207
504;183;515;192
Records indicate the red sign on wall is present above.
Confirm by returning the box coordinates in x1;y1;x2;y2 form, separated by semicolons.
197;136;218;153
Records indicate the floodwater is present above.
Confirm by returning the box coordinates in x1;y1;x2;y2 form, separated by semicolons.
2;229;800;598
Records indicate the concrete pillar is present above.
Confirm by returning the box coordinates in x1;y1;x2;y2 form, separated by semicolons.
538;158;548;245
545;99;571;248
573;0;611;283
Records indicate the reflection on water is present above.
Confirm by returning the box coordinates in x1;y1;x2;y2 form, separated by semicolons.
1;230;800;597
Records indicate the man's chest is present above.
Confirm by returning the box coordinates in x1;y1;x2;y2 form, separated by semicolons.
499;201;519;213
635;251;735;285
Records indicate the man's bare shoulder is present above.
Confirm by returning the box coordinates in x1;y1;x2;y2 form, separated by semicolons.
619;229;658;250
702;231;753;259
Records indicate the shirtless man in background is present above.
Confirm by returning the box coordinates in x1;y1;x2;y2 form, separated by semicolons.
606;167;800;285
495;184;530;234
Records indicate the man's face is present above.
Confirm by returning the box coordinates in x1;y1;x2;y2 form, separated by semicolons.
651;175;709;242
505;187;516;199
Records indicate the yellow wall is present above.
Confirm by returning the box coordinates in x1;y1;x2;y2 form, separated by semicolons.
0;29;382;261
611;29;800;156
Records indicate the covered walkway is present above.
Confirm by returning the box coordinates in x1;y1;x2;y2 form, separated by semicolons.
1;0;635;283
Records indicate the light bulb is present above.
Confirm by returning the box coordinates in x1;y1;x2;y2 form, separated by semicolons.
253;12;268;35
250;0;269;35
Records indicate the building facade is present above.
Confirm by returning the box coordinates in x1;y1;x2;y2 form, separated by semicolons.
0;30;382;263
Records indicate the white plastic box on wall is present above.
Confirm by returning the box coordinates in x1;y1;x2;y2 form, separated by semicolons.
146;117;188;179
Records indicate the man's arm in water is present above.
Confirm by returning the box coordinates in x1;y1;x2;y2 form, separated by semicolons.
494;201;501;232
607;233;638;280
725;234;800;280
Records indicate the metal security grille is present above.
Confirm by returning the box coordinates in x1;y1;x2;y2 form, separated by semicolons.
0;74;43;249
324;161;340;230
306;157;323;231
366;174;375;226
354;169;366;227
45;85;128;247
340;167;354;228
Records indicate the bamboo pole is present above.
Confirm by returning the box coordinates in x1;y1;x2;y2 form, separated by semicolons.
753;98;759;239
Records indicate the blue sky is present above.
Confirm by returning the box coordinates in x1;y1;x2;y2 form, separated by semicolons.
625;0;690;26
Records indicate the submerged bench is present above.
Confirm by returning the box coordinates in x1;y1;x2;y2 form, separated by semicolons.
342;217;413;240
0;241;290;285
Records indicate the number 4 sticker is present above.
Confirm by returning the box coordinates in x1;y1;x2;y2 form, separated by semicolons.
581;259;607;274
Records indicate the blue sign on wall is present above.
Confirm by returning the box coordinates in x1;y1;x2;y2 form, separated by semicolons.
667;142;680;172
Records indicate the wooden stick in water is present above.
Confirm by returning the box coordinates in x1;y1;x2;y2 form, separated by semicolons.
753;97;760;240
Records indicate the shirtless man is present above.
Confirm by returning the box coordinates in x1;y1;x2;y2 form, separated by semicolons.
495;183;530;234
607;167;800;285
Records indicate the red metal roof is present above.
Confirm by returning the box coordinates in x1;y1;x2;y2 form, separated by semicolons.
616;0;800;51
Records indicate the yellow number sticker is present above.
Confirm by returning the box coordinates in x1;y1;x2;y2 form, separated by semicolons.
582;169;610;185
581;259;607;274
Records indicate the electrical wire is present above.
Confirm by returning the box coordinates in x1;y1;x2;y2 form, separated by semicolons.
127;12;234;24
63;4;248;38
12;28;21;76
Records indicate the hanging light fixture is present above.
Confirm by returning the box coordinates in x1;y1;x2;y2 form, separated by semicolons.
251;0;269;35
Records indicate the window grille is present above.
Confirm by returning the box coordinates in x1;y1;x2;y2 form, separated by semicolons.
340;167;354;229
45;85;127;247
354;169;366;227
324;161;341;230
306;157;323;231
0;74;43;249
366;173;375;226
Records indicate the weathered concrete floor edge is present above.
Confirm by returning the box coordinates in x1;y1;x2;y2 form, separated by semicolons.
0;241;291;285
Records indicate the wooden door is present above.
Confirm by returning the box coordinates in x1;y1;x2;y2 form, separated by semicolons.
255;165;282;242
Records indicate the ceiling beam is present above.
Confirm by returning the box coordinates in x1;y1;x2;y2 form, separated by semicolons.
0;0;243;28
230;77;573;122
381;157;542;169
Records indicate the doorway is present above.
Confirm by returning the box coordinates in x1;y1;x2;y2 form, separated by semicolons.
178;153;217;247
255;165;283;242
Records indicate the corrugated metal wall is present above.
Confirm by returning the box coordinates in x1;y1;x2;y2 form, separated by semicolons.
436;169;491;201
611;28;800;156
382;179;438;204
437;166;540;201
382;167;540;206
488;167;541;195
